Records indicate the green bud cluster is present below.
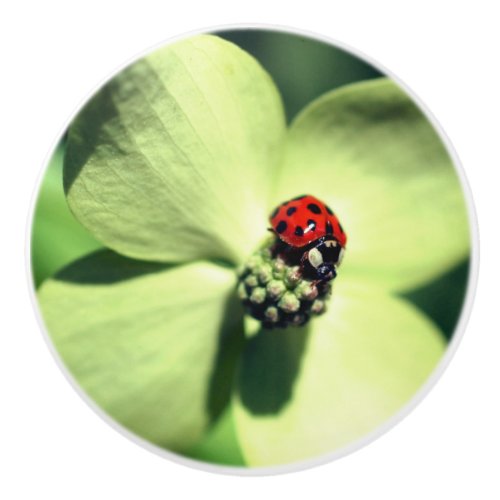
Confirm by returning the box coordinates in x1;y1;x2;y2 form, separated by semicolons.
237;245;332;329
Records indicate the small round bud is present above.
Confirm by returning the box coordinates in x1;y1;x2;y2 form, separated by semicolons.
273;257;286;276
264;306;279;323
260;247;272;259
291;313;307;326
295;281;319;301
266;279;286;299
311;299;325;314
247;254;264;272
257;263;273;284
250;287;267;304
278;291;300;313
284;266;301;288
244;274;259;288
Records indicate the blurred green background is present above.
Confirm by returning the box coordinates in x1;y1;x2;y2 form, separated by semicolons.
218;29;382;122
31;29;469;466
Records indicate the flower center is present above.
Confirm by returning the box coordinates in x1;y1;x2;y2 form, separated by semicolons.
238;194;346;329
237;239;335;329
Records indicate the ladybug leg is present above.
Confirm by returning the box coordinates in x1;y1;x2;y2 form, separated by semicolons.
300;251;308;267
300;261;323;287
299;251;310;277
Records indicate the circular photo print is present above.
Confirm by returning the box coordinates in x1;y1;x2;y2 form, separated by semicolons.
31;27;474;472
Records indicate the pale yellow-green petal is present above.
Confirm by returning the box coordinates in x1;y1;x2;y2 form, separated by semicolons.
275;78;470;291
65;35;286;265
233;280;445;467
37;251;243;451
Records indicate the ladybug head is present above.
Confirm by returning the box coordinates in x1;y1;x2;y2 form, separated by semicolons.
306;237;344;282
316;262;337;281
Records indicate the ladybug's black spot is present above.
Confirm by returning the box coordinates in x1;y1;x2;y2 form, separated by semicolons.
295;226;304;237
325;220;334;235
270;206;279;219
326;205;334;215
292;194;307;201
307;203;321;214
286;206;297;216
276;220;287;234
307;219;316;231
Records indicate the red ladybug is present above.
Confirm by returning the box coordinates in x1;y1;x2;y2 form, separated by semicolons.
269;194;347;282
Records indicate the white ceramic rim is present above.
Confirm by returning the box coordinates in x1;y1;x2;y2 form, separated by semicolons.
25;22;480;477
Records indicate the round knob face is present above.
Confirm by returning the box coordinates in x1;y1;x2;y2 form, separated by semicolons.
29;25;475;475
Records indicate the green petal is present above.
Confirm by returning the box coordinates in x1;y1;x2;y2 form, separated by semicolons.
37;251;244;451
65;35;286;265
31;142;102;287
275;78;470;291
233;281;445;467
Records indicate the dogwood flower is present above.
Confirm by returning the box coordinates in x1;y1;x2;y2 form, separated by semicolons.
36;34;470;468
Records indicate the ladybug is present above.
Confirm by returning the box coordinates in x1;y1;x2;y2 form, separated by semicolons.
269;194;347;282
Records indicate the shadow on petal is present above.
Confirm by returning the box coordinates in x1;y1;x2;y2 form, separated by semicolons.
64;84;121;193
207;289;246;423
401;257;470;341
54;249;172;284
232;285;446;466
237;326;310;415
